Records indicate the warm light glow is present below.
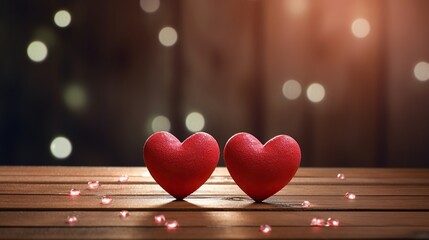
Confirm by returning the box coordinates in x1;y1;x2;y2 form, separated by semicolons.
306;83;325;103
154;214;166;224
50;136;72;159
285;0;308;16
185;112;205;132
140;0;160;13
64;84;87;111
282;79;302;100
151;115;171;132
260;224;272;233
159;27;178;47
414;61;429;81
351;18;371;38
54;10;71;28
165;220;179;230
27;41;48;62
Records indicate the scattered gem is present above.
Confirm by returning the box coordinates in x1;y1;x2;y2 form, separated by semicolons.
337;173;345;180
119;210;129;219
66;215;78;224
326;217;340;227
310;217;326;226
345;192;356;200
154;214;166;224
301;200;311;208
260;224;272;233
119;174;129;182
100;195;112;205
165;220;179;230
87;181;100;190
69;189;80;197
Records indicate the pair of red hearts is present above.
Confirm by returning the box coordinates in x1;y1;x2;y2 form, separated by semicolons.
143;132;301;202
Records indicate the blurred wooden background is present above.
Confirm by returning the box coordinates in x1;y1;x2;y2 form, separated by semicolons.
1;0;429;167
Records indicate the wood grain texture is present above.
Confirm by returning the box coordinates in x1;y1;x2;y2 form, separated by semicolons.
0;167;428;239
0;211;428;227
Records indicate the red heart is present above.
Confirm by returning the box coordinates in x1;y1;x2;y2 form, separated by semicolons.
224;133;301;202
143;132;219;200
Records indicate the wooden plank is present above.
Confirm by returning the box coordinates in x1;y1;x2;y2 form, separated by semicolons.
1;167;428;178
0;226;428;239
1;183;429;196
0;211;428;227
1;195;429;210
1;176;428;185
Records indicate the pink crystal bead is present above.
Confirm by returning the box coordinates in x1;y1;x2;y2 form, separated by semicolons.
100;195;112;205
118;174;129;183
66;215;78;224
301;200;311;208
69;189;80;197
337;173;345;180
310;217;326;226
165;220;179;230
154;214;166;224
87;181;100;190
345;192;356;200
260;224;272;233
326;217;340;227
119;210;129;219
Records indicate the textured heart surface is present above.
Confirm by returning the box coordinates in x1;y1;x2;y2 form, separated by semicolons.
143;132;219;200
224;132;301;202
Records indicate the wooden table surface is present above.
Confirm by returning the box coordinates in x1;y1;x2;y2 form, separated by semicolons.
0;167;428;239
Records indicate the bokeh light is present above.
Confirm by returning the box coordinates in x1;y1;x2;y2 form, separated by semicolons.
185;112;205;132
351;18;370;38
306;83;326;103
64;84;87;111
27;41;48;62
151;115;171;132
140;0;160;13
285;0;308;16
159;27;178;47
54;10;71;28
50;136;72;159
414;61;429;81
282;79;302;100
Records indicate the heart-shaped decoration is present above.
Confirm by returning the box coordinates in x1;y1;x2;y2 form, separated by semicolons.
143;131;219;200
224;132;301;202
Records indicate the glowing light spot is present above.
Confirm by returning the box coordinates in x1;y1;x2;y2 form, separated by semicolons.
27;41;48;62
306;83;325;103
50;136;72;159
285;0;308;16
100;196;112;205
118;174;129;183
351;18;370;38
185;112;205;132
159;27;178;47
301;200;311;208
154;214;166;224
165;220;179;230
66;216;78;224
310;217;326;227
260;224;272;233
414;61;429;81
69;189;80;197
142;171;151;177
119;210;130;219
87;181;100;190
54;10;71;28
282;79;302;100
151;115;171;132
140;0;160;13
337;173;345;180
345;192;356;200
326;218;340;227
64;84;87;111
